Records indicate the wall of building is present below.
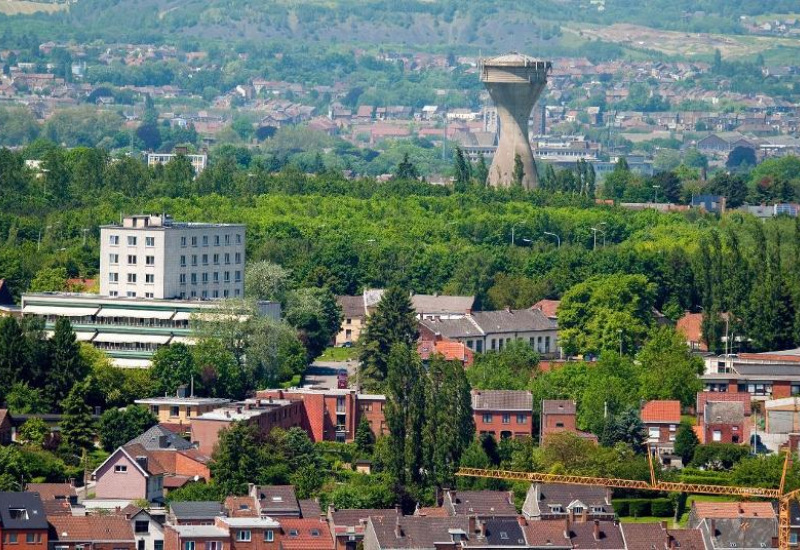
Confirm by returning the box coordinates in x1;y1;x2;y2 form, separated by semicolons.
334;318;363;346
1;529;48;550
95;452;147;500
132;514;164;550
474;410;533;439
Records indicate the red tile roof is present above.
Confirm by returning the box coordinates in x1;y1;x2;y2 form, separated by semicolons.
676;313;705;350
279;518;335;550
225;496;258;517
417;339;474;366
641;400;681;424
531;299;560;319
692;502;775;519
49;516;134;542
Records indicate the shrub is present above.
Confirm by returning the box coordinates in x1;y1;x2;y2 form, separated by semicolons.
650;498;674;517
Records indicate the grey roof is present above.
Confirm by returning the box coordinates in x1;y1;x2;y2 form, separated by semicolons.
255;485;300;515
542;400;576;415
126;424;194;451
568;521;625;549
330;508;397;526
466;518;526;547
734;363;800;378
470;309;557;334
421;317;483;339
367;516;470;549
337;295;366;319
700;517;777;549
169;501;224;520
0;492;48;530
705;401;745;424
523;484;612;518
471;390;532;412
411;294;474;315
446;490;517;517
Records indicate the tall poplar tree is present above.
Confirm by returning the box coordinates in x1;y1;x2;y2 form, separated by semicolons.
0;317;27;400
47;318;88;408
359;287;418;390
60;380;95;452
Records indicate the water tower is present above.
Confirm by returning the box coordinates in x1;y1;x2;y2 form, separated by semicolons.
480;53;552;189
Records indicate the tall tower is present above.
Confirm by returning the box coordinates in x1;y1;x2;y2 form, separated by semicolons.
480;53;552;189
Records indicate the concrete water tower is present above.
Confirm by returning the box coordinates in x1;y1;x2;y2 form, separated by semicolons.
480;53;552;189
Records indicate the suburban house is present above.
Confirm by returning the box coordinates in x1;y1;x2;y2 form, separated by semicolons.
24;483;77;517
118;505;165;550
417;337;474;367
688;502;778;549
0;492;49;550
539;400;598;444
250;486;301;518
326;507;398;550
278;518;335;550
92;425;212;503
135;389;231;427
0;410;12;445
620;523;706;550
420;308;558;356
641;400;681;459
522;483;614;522
472;390;533;440
163;516;281;550
701;349;800;398
442;490;517;517
47;516;135;550
530;299;559;321
362;516;471;550
696;392;752;445
168;502;225;526
676;312;707;351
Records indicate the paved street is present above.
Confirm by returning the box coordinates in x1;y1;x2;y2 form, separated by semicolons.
302;359;358;389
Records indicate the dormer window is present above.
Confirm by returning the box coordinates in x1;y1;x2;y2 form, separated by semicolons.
9;508;29;520
288;529;299;537
272;496;282;502
549;505;564;513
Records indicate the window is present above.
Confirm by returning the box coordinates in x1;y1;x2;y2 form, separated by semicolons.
199;273;207;284
234;289;240;297
204;542;220;550
7;534;17;543
591;506;604;513
235;252;242;264
109;253;119;264
109;291;118;297
482;413;492;423
184;543;195;550
223;290;229;298
109;235;119;245
154;542;164;550
288;530;299;538
213;254;220;265
236;531;251;542
213;272;219;283
572;506;584;515
145;274;155;284
517;414;527;424
212;290;219;298
181;236;187;247
555;422;564;428
712;430;722;442
180;255;186;267
191;236;198;247
26;534;40;543
126;291;136;297
490;339;497;351
127;236;137;246
138;541;145;550
224;253;231;265
127;274;137;283
114;465;127;473
201;290;208;299
502;413;510;424
235;271;241;282
191;255;198;266
648;427;660;441
127;255;137;265
170;406;180;417
264;531;274;542
202;236;208;246
545;336;551;352
236;234;242;244
202;254;209;265
310;530;320;537
224;271;230;283
135;521;149;534
180;274;187;285
109;272;119;283
225;234;231;245
146;255;155;265
146;236;155;247
476;340;483;352
214;235;220;246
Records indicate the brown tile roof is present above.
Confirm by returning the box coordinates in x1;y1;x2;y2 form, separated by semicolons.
25;483;76;502
255;485;300;516
279;518;335;549
520;519;571;547
532;299;560;319
298;499;322;518
668;528;706;550
368;516;470;549
569;520;625;549
641;400;681;424
49;516;134;542
542;400;576;415
676;312;705;350
225;496;258;517
414;506;449;518
692;501;775;519
337;296;366;319
417;340;473;365
471;390;533;411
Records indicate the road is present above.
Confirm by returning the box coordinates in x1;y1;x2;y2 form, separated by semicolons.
302;359;359;389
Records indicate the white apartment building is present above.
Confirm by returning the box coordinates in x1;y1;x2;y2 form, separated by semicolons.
146;153;207;174
100;214;245;300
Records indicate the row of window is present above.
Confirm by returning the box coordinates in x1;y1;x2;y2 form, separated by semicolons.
178;289;240;299
109;236;156;247
108;291;154;298
179;271;241;284
481;413;528;424
180;253;242;266
109;254;156;266
4;533;43;544
464;336;552;354
109;273;156;284
180;234;242;247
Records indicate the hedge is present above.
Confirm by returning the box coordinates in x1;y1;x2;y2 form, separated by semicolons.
612;498;674;517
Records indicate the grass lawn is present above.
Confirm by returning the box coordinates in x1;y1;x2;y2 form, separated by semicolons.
618;516;674;525
318;346;359;361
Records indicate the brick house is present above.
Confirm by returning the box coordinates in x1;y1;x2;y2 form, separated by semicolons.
641;400;681;454
163;516;281;550
0;492;49;550
278;518;335;550
696;392;751;445
688;502;777;549
442;490;516;517
24;483;76;517
327;507;398;550
47;516;135;550
522;483;614;522
539;400;598;444
471;390;533;440
701;351;800;398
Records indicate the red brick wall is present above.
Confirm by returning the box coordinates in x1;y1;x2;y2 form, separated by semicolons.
1;529;48;550
704;422;749;445
773;381;792;399
190;419;231;456
214;519;280;550
541;413;577;438
474;410;533;439
356;398;387;437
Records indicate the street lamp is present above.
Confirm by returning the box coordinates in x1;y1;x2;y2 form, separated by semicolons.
511;223;520;245
590;227;605;251
82;228;90;246
544;231;561;248
652;185;660;204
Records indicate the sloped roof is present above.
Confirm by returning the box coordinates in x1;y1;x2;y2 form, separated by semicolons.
0;492;48;530
421;317;483;339
411;294;474;315
25;483;76;502
126;424;194;451
336;295;366;319
640;400;681;424
48;516;134;542
464;518;525;547
255;485;300;515
569;521;625;549
692;501;775;519
621;524;705;550
224;496;258;517
471;308;557;333
471;390;532;411
542;400;576;415
531;299;560;319
698;517;777;548
279;518;335;550
299;499;321;518
446;490;516;517
520;519;571;547
368;516;470;549
331;508;397;526
169;501;224;520
0;409;10;428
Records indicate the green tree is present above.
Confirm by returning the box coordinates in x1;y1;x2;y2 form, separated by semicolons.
192;339;244;399
285;287;343;361
726;146;757;170
355;416;375;455
467;339;539;390
474;155;488;186
0;446;29;490
244;261;291;301
211;422;263;495
151;343;199;396
0;317;27;399
599;408;645;453
394;153;419;180
60;380;95;452
453;146;470;192
637;327;703;407
97;406;158;452
673;422;699;466
690;444;749;470
5;382;48;414
17;418;49;446
359;287;418;390
48;318;89;407
29;267;68;292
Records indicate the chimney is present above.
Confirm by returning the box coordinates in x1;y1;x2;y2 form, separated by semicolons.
563;517;571;539
177;385;188;398
468;515;477;535
517;516;526;527
394;514;402;538
581;507;588;523
320;512;326;524
593;519;600;541
568;508;575;524
666;533;676;550
327;503;334;517
477;519;486;539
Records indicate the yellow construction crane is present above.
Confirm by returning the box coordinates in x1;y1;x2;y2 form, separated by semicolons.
456;450;797;549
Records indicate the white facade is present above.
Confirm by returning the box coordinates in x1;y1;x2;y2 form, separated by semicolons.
100;214;245;300
146;153;207;174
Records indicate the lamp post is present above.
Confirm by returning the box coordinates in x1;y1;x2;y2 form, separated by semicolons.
511;223;520;246
652;185;660;204
590;227;605;251
82;228;90;246
544;231;561;249
618;328;623;356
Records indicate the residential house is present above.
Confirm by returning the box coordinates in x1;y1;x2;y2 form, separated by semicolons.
249;486;300;518
702;350;800;398
641;400;681;459
620;523;705;550
417;337;474;367
135;391;231;426
442;490;516;518
539;400;598;444
697;392;751;445
362;515;471;550
530;300;559;320
472;390;533;440
278;518;335;550
0;410;12;445
168;502;225;526
690;195;727;214
335;296;366;346
47;516;135;550
465;517;527;548
24;483;77;517
676;312;706;351
119;506;165;550
522;483;614;522
0;492;49;550
420;309;558;356
327;507;398;550
688;502;778;549
163;516;281;550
